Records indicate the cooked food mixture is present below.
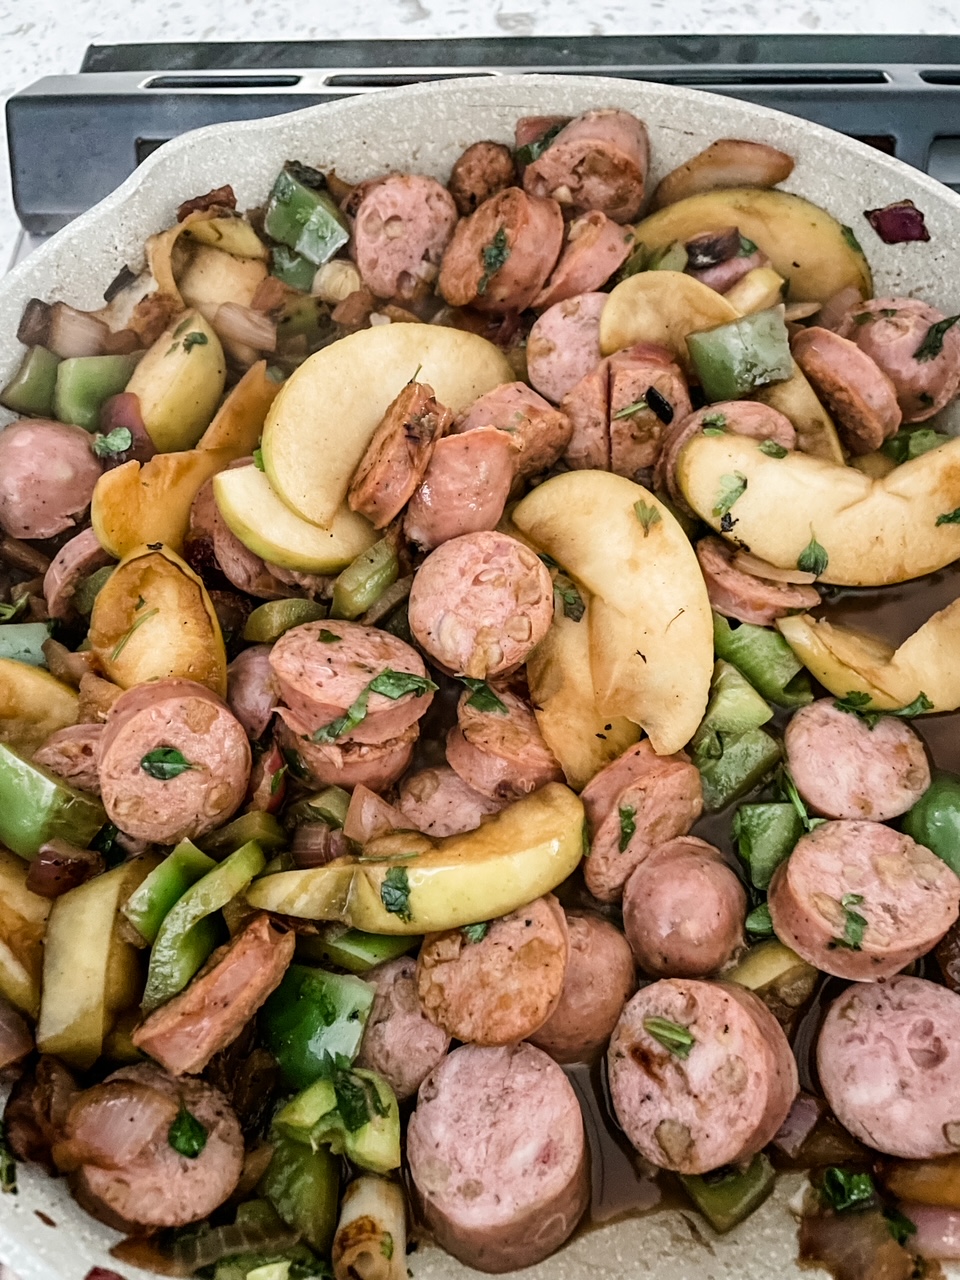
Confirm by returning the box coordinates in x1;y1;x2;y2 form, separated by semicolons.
1;107;960;1280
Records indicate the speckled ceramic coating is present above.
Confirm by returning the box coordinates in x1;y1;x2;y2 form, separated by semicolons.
1;74;959;1280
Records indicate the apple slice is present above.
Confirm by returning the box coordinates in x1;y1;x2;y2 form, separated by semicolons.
599;271;739;366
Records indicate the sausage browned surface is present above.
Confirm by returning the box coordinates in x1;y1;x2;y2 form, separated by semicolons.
527;292;606;405
561;358;610;469
0;420;102;541
98;678;251;843
696;535;821;627
43;528;114;620
792;325;902;455
352;174;459;300
397;765;505;838
768;820;960;981
269;619;434;744
408;531;553;679
817;976;960;1159
446;686;563;800
608;978;798;1174
33;723;104;794
131;915;295;1075
608;342;693;477
453;382;572;478
347;381;452;529
276;712;417;791
784;698;931;821
356;956;451;1101
836;297;960;422
532;211;634;310
581;740;703;902
407;1042;589;1272
438;188;564;314
523;108;650;223
622;836;746;978
529;911;635;1062
448;141;516;216
404;427;519;552
189;476;291;600
416;895;569;1045
657;400;796;507
226;644;279;740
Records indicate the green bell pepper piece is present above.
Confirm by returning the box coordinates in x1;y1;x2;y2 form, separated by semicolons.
687;306;793;402
259;1131;340;1254
0;743;106;859
0;622;52;667
264;167;349;267
198;811;286;858
0;346;60;417
648;240;689;272
680;1153;776;1233
261;964;374;1090
331;539;400;621
142;839;265;1010
297;925;418;975
692;660;773;766
275;1064;401;1173
122;840;216;944
53;353;141;431
285;786;351;830
713;613;813;708
73;565;116;617
699;727;782;813
243;598;327;644
902;771;960;876
270;245;318;293
733;802;804;890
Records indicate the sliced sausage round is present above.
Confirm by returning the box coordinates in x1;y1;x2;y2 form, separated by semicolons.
817;975;960;1159
0;420;102;541
454;381;572;479
529;911;635;1063
581;739;703;903
408;1042;588;1272
352;174;459;300
523;108;650;224
622;836;746;977
269;619;434;744
561;358;610;470
656;400;796;507
448;141;516;216
416;895;569;1045
227;644;278;740
397;765;505;838
438;187;564;314
532;211;634;310
189;476;290;600
98;678;251;844
356;956;451;1101
785;698;931;821
408;531;553;679
43;528;114;620
696;535;821;627
792;325;902;455
527;292;606;406
608;342;693;478
404;427;519;552
33;723;103;795
608;978;798;1174
837;297;960;423
275;711;416;791
514;115;571;153
446;686;563;800
768;819;960;982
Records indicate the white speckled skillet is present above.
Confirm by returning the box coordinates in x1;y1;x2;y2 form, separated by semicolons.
1;74;959;1280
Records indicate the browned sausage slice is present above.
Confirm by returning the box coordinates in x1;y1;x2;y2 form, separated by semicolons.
817;975;960;1159
227;644;279;740
608;342;693;477
189;475;292;600
0;420;103;541
696;535;821;626
523;108;650;224
448;141;516;216
792;325;902;455
608;978;798;1173
352;174;459;300
407;1042;588;1273
532;211;634;310
33;723;103;795
43;528;114;620
784;698;930;821
768;819;959;981
514;116;571;153
446;686;563;800
404;427;519;552
275;712;417;791
356;956;451;1101
561;359;610;470
453;381;572;478
527;292;606;406
397;765;505;838
656;400;796;507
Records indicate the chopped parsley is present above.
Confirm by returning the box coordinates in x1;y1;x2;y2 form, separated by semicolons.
702;412;727;428
317;629;341;643
882;428;950;463
914;314;960;362
820;1167;877;1213
758;439;788;458
312;669;437;743
738;235;759;256
461;678;508;714
834;689;933;728
745;903;775;938
777;767;822;833
92;426;133;457
380;866;412;923
613;398;648;419
713;472;748;518
797;535;829;577
702;426;726;437
553;575;586;622
634;500;662;537
840;225;864;255
252;447;265;471
833;893;867;951
168;1105;208;1158
141;747;195;781
514;120;566;167
270;763;288;795
477;227;510;296
110;607;159;660
936;506;960;527
316;1051;389;1132
618;805;636;853
183;331;209;353
883;1207;917;1246
643;1016;695;1059
0;1132;17;1195
461;921;490;944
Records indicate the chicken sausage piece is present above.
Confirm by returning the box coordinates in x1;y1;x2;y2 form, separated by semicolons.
527;292;606;406
837;297;960;423
608;979;798;1174
532;211;634;310
523;108;650;224
561;358;610;469
792;326;902;455
356;956;451;1101
817;975;960;1160
186;477;290;600
581;739;703;902
438;187;564;314
445;686;563;800
622;837;746;978
768;820;959;982
0;420;102;541
453;381;572;478
608;342;693;478
515;115;571;153
98;679;251;844
408;531;553;679
397;765;505;838
73;1064;243;1230
407;1042;589;1272
33;723;103;794
131;915;295;1076
696;535;821;627
448;141;516;216
275;712;417;792
404;427;519;552
347;381;452;529
417;895;569;1045
352;174;459;300
227;644;278;740
529;912;635;1063
43;527;114;620
785;698;930;821
269;619;434;744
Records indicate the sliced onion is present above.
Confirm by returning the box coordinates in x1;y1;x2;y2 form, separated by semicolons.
46;303;112;359
902;1204;960;1259
865;199;930;244
734;550;818;585
817;285;864;332
0;996;33;1070
772;1092;824;1159
784;301;821;323
291;822;350;868
53;1081;179;1173
344;785;411;844
177;184;237;223
652;138;795;209
26;840;104;899
213;302;277;353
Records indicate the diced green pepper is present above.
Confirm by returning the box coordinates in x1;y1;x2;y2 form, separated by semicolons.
331;539;400;621
713;613;813;708
73;565;116;617
616;240;648;282
902;771;960;876
699;727;782;813
648;241;689;272
264;167;349;267
296;925;418;974
122;840;216;944
0;346;60;417
680;1153;777;1233
260;964;374;1090
0;622;52;667
275;1064;401;1173
53;353;141;431
260;1131;340;1254
692;660;773;766
687;307;793;402
285;787;351;831
0;743;106;860
142;840;265;1010
197;811;286;858
271;245;318;293
733;802;804;890
243;598;327;644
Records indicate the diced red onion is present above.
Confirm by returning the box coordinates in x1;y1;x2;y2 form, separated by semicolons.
46;302;112;359
865;199;930;244
772;1091;825;1159
53;1081;179;1173
26;840;104;899
343;784;410;844
291;822;350;868
0;996;33;1070
213;303;277;353
902;1204;960;1259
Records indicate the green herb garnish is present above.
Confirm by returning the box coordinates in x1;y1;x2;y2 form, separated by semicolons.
820;1167;877;1213
141;747;195;781
312;669;437;742
0;596;28;623
738;235;759;256
380;866;412;923
252;447;265;471
168;1105;208;1158
758;439;788;458
883;1207;917;1246
461;921;490;944
643;1016;695;1059
461;678;508;714
110;607;159;660
270;764;288;796
702;412;727;428
381;1235;395;1261
613;398;648;419
936;506;960;527
834;689;933;729
833;893;867;951
553;575;586;622
882;428;950;463
514;120;566;167
841;225;864;254
183;331;209;353
477;227;510;296
797;535;829;577
634;500;662;537
0;1132;17;1195
318;629;341;643
618;805;636;853
92;426;133;458
914;314;960;362
713;473;748;518
745;903;775;938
